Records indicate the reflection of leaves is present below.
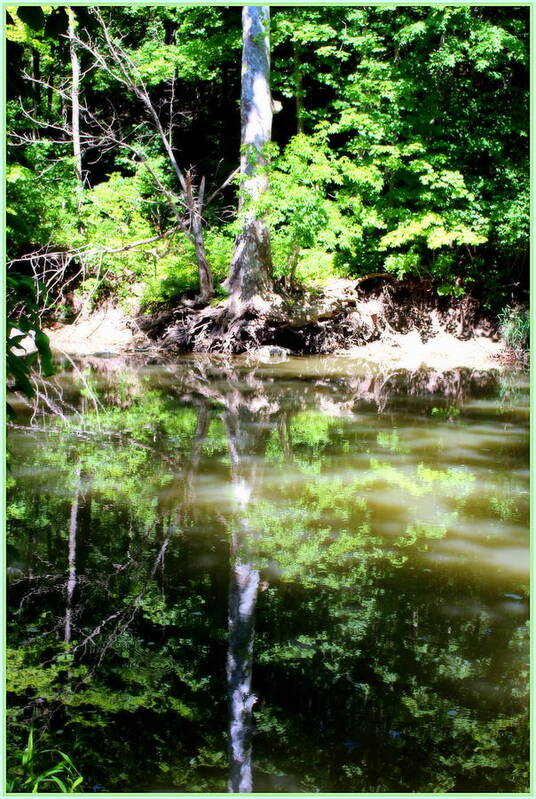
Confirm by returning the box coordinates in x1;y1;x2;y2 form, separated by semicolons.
490;496;518;521
376;428;409;453
7;361;528;792
370;458;474;498
247;478;373;586
396;523;447;548
431;405;461;420
7;648;87;699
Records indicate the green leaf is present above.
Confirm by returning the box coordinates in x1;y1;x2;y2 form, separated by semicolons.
34;330;54;377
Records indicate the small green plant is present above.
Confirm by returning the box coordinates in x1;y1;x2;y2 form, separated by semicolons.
498;306;530;352
6;729;84;793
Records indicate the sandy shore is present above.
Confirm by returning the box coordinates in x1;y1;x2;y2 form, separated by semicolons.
44;305;138;357
40;305;506;372
338;330;504;371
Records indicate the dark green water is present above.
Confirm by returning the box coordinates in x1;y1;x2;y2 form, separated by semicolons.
7;355;529;793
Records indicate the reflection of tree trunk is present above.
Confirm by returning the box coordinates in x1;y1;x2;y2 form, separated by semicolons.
170;372;285;792
278;412;293;462
227;547;259;793
190;403;211;470
28;497;39;578
64;465;81;645
224;404;271;793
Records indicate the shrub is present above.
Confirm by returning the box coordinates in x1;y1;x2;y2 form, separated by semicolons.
498;306;530;351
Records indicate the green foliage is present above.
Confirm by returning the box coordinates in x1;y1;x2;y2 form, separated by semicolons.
6;5;528;314
498;306;530;351
265;134;338;279
7;729;84;793
272;6;527;297
5;9;531;790
6;273;54;418
122;6;241;85
16;6;45;33
6;146;81;258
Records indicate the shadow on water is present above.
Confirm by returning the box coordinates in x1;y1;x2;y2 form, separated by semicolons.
6;355;529;793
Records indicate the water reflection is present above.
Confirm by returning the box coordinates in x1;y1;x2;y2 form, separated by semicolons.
6;356;529;793
225;400;267;793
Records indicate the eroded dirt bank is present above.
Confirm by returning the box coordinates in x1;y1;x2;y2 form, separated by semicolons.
44;278;514;370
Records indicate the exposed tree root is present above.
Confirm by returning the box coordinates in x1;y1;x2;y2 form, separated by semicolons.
136;278;498;356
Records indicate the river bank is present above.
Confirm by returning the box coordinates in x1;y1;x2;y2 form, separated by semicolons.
43;278;522;372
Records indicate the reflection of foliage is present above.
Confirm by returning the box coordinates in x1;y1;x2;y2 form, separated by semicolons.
7;362;529;792
254;561;528;792
376;428;409;453
497;369;527;407
7;382;230;790
249;479;374;586
369;458;474;499
431;404;461;420
489;496;518;521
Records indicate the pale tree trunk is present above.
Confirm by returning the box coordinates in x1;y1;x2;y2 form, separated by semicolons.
223;6;274;312
67;9;83;188
185;174;214;302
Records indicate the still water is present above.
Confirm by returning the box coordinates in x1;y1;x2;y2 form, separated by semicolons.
7;355;529;793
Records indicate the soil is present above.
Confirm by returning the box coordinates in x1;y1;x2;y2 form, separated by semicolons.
45;304;137;356
43;278;514;371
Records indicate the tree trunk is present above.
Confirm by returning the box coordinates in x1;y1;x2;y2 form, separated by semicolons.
294;42;305;134
67;9;83;188
32;50;41;109
223;6;274;312
185;174;214;302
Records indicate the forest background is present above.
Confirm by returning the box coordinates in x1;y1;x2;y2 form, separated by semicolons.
5;3;530;375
